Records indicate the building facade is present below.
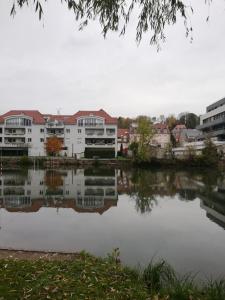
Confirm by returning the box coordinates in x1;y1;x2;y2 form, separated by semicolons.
198;97;225;140
0;109;117;158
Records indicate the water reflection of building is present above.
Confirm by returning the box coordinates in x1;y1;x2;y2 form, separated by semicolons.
0;169;118;214
199;190;225;230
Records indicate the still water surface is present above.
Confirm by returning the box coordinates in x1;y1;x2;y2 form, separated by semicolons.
0;167;225;279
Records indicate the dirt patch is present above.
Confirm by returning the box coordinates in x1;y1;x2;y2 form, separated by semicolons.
0;249;80;261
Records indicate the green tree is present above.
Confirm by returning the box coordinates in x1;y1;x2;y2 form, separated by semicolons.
201;138;219;166
136;116;155;162
10;0;212;46
117;117;133;129
179;113;200;129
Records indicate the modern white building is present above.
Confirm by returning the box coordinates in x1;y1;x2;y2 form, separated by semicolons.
198;97;225;140
0;109;118;158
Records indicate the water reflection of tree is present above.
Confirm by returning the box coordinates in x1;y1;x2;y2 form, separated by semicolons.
130;169;158;214
45;171;63;190
120;168;225;213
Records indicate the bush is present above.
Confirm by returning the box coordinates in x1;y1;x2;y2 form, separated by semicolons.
19;156;32;166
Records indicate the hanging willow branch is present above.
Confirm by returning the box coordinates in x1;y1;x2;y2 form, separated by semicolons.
10;0;213;46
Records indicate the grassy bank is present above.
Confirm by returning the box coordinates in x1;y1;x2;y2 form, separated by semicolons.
0;251;225;300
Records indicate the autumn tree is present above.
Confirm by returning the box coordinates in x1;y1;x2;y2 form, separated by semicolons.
10;0;213;46
166;115;177;147
45;171;63;189
45;136;63;156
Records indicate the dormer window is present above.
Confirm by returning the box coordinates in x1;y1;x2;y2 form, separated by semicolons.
78;117;104;127
6;117;32;126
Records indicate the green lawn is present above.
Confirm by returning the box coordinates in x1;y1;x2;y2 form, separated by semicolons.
0;252;225;300
0;252;148;300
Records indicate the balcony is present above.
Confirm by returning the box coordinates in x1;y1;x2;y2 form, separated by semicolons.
85;129;104;136
4;188;25;196
5;129;26;135
85;177;115;186
4;178;25;186
85;138;115;147
46;130;64;136
3;196;31;208
3;142;31;148
79;123;104;128
106;130;115;136
77;196;104;208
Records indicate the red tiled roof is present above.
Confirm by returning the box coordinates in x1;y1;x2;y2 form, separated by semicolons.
118;128;129;138
66;109;117;125
0;110;45;124
174;124;186;130
43;114;72;123
154;123;168;130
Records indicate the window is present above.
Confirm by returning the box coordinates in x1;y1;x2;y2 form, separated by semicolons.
40;181;44;185
66;129;70;133
6;117;32;126
40;190;43;195
78;119;83;126
28;128;32;133
0;137;2;143
28;138;32;142
40;138;44;142
0;128;2;134
78;129;82;133
40;128;44;133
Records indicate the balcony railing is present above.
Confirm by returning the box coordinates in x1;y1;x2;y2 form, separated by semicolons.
86;132;104;136
5;132;26;136
46;131;64;136
79;124;104;127
3;143;31;148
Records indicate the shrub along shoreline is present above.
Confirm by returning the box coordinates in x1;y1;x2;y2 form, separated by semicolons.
0;156;225;170
0;250;225;300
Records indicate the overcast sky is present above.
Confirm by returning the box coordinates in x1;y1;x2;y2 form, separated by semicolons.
0;1;225;118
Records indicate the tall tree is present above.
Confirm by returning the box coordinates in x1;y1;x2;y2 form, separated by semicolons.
179;113;200;129
166;115;177;132
136;115;155;161
10;0;213;46
118;117;133;129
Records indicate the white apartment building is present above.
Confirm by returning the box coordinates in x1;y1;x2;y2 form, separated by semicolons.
0;109;118;158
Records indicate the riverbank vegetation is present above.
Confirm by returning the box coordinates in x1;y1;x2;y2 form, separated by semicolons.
0;250;225;300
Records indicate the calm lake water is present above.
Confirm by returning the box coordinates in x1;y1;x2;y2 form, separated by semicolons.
0;167;225;279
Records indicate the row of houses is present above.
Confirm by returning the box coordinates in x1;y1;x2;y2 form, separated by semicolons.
1;96;225;159
117;97;225;158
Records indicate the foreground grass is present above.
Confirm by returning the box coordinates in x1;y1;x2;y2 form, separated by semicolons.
0;251;225;300
0;251;148;300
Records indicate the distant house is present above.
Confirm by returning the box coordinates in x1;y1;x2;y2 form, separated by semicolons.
179;129;201;145
172;140;225;159
151;123;170;148
172;124;187;144
117;129;130;154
